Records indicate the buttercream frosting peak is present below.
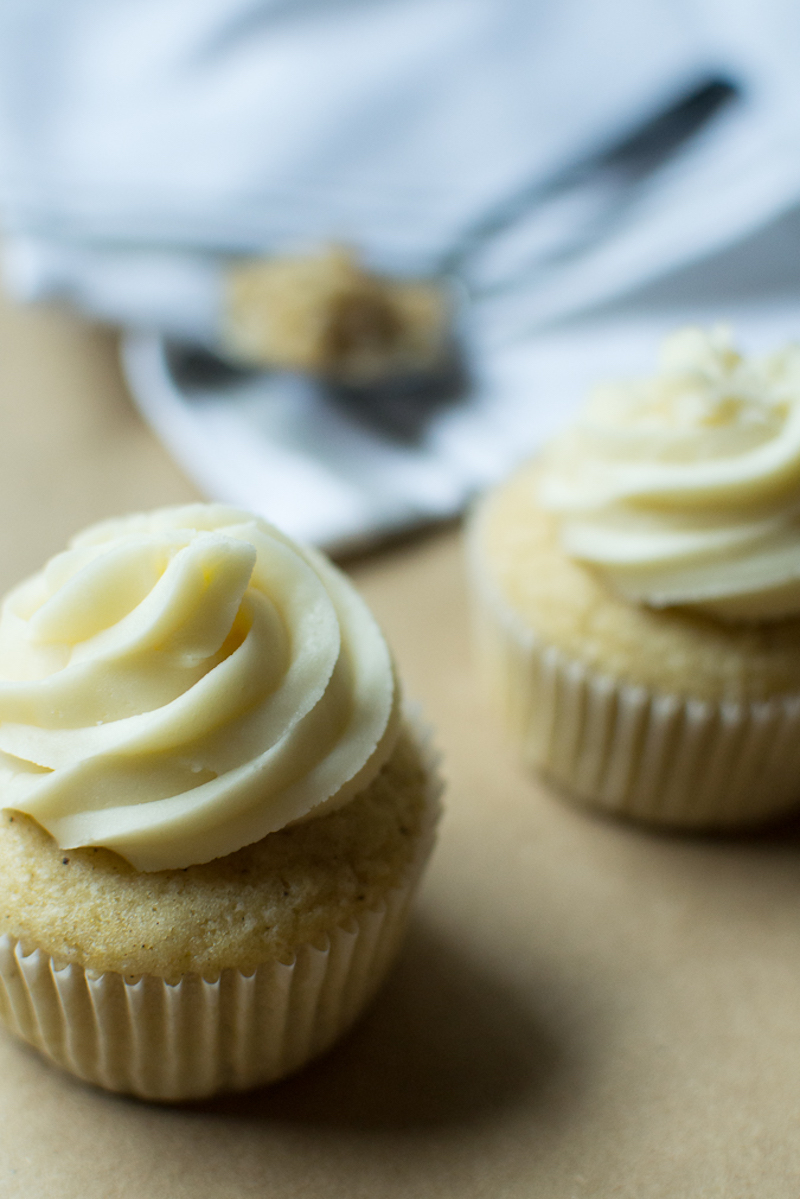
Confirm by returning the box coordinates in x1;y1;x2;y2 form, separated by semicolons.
585;326;788;440
539;328;800;621
0;505;399;870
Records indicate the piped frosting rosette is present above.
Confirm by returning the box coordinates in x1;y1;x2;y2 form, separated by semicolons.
0;505;399;870
540;327;800;621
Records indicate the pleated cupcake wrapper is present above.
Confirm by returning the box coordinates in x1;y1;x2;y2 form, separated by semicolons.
471;564;800;828
0;715;442;1101
0;888;410;1101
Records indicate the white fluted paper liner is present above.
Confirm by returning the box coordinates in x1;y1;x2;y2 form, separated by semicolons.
0;718;442;1101
470;559;800;829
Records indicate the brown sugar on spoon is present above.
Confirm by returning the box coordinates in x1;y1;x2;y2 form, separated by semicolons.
223;244;451;384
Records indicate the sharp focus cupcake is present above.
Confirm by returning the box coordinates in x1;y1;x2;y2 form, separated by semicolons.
469;327;800;828
0;505;441;1100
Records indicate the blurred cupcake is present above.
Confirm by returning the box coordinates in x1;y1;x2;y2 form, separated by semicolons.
469;327;800;828
0;505;440;1100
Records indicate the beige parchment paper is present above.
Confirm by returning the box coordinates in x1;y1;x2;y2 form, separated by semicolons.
0;291;799;1198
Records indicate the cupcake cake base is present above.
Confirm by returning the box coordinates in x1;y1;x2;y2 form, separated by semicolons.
469;463;800;829
0;721;441;1100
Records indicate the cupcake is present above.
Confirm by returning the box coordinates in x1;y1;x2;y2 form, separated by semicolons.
469;327;800;828
0;505;440;1100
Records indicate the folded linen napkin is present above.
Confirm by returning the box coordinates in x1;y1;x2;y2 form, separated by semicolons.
3;0;800;547
0;0;753;339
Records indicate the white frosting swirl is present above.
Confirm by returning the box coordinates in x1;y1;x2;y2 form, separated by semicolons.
0;505;399;870
539;327;800;621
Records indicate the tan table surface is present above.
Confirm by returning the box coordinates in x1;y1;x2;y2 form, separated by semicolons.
1;291;799;1198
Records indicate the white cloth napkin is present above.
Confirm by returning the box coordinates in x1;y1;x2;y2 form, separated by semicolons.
3;0;800;547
